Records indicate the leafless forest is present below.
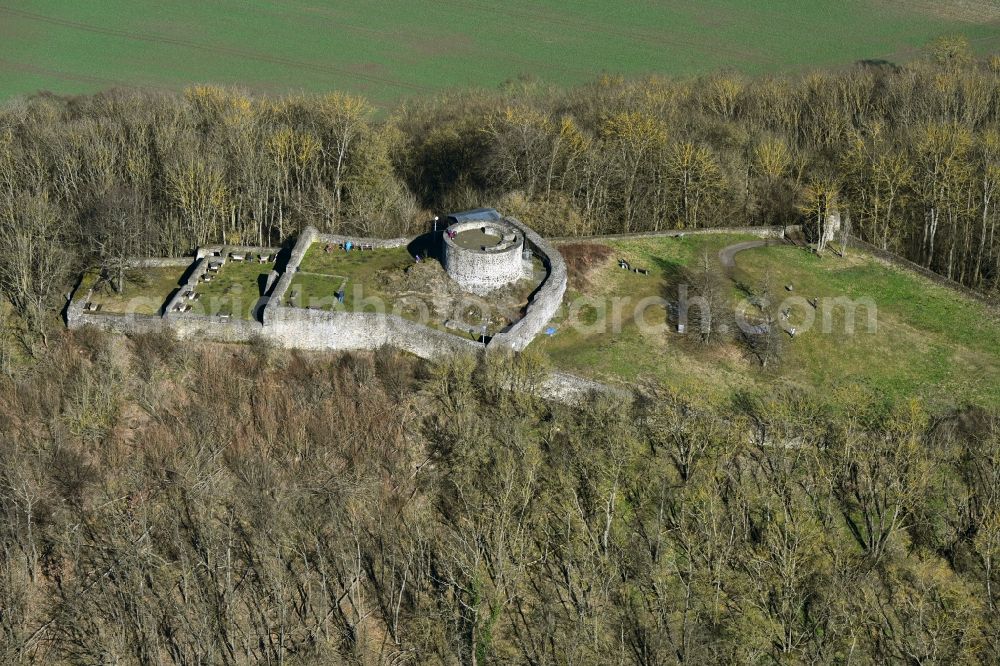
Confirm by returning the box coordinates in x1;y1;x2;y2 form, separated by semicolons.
0;331;999;663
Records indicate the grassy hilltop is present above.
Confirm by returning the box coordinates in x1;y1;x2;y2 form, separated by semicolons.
2;0;999;104
538;235;1000;410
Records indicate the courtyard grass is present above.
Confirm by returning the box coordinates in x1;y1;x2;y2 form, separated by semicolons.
299;245;413;282
193;260;274;319
535;235;1000;410
290;243;542;337
295;245;414;311
3;1;999;106
78;265;189;315
285;273;344;311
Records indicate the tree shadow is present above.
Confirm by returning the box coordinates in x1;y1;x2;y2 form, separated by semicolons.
408;231;444;267
152;262;196;316
249;272;275;323
644;254;685;302
271;242;295;274
176;260;200;286
733;279;756;299
856;58;899;71
650;255;685;285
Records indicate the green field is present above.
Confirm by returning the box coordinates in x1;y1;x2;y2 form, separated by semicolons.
535;235;1000;410
2;1;999;105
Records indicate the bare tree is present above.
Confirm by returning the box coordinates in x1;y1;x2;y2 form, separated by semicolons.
92;188;144;293
0;191;71;342
739;279;784;368
839;209;852;257
799;176;840;254
682;250;732;344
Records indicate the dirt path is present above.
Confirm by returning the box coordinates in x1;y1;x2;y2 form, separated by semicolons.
718;239;784;275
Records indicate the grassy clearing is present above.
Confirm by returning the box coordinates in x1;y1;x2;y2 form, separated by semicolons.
536;234;759;402
299;245;413;282
78;265;188;315
734;246;1000;409
294;245;413;311
535;235;1000;409
193;260;274;319
2;1;998;105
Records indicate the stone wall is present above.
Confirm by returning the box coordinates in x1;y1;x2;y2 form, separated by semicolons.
66;223;1000;407
443;220;525;295
66;224;786;359
259;222;566;353
264;226;317;318
67;304;618;404
259;225;493;357
126;257;193;269
488;216;568;352
65;296;89;329
197;244;281;260
541;371;627;403
162;257;210;316
68;309;263;342
170;313;264;341
547;226;785;242
313;232;410;249
67;311;165;336
265;305;482;357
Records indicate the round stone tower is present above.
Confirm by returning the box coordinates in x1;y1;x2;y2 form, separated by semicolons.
443;214;525;295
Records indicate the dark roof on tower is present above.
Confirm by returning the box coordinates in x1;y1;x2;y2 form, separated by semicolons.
445;208;502;224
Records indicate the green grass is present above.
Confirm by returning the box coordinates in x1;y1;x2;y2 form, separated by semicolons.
538;234;760;402
290;244;496;335
2;1;999;105
77;265;188;315
75;270;101;297
294;245;413;311
286;273;344;311
193;260;273;319
734;246;1000;409
535;236;1000;410
290;243;540;338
